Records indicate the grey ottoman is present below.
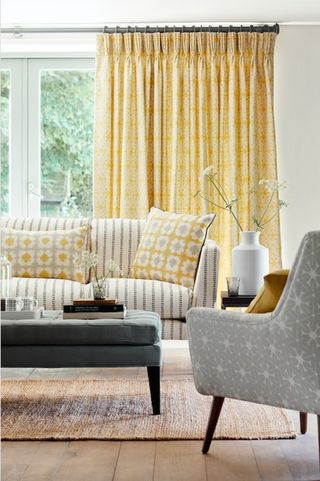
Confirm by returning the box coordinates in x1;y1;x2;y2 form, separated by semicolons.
1;309;162;414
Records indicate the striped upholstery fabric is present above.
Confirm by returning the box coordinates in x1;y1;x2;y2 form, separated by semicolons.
9;277;191;321
162;319;188;340
91;219;145;279
103;278;192;320
192;240;220;307
9;278;93;311
1;217;90;231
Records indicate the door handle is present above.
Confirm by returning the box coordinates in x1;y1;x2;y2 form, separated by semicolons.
28;182;43;199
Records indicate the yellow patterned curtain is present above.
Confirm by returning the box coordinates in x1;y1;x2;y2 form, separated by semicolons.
94;31;281;280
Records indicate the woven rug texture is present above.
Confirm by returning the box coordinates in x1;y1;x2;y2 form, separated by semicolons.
1;378;296;441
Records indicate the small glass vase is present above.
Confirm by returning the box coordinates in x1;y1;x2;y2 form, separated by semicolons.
92;279;107;300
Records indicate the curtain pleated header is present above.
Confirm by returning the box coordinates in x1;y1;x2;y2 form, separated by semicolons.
97;32;276;56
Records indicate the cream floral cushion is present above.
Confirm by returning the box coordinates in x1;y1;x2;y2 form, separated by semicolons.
1;226;90;283
131;208;215;288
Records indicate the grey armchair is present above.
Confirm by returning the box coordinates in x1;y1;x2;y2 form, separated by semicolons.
187;231;320;458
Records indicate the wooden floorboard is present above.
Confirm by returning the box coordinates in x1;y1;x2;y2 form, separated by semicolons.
251;440;294;481
113;441;156;481
154;441;207;481
205;441;262;481
1;341;319;481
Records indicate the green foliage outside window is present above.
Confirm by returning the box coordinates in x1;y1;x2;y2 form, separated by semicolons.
41;70;95;217
1;71;10;215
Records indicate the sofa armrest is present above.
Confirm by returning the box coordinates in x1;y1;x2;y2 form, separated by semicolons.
192;240;220;308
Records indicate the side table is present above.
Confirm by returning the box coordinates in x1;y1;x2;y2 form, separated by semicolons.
221;291;255;310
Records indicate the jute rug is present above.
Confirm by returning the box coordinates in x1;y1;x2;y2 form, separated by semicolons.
1;378;296;441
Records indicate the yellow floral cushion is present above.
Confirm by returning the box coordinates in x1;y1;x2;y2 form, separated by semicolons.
131;207;215;288
246;269;289;313
1;226;90;283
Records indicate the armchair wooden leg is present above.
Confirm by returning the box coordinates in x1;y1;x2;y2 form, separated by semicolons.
300;412;308;434
202;396;225;454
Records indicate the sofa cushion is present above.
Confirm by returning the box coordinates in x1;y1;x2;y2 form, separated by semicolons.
91;218;145;279
2;310;161;346
10;277;93;310
101;278;192;319
246;269;289;314
0;217;91;231
10;277;192;319
2;226;90;283
131;207;215;288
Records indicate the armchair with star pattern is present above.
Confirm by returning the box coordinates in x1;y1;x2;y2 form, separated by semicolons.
187;231;320;459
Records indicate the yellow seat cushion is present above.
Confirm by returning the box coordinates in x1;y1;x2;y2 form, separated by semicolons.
1;225;90;283
131;207;215;288
246;269;289;314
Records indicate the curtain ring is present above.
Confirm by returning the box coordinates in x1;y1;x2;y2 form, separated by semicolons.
249;25;253;33
126;25;129;33
156;25;159;33
218;25;222;33
228;25;231;33
193;25;196;33
146;25;149;33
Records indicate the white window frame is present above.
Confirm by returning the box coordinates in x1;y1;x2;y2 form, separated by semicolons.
1;57;95;217
1;59;27;216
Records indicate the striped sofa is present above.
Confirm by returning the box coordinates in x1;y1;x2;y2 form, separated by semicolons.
1;217;220;340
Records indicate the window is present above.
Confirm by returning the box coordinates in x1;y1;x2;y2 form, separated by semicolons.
40;69;94;217
1;70;10;215
1;58;95;218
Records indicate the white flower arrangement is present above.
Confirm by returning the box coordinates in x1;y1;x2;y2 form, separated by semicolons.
197;168;288;232
74;251;122;290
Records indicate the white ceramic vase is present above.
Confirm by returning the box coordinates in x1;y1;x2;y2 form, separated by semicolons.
232;231;269;295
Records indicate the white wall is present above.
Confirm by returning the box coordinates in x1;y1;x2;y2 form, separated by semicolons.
274;25;320;267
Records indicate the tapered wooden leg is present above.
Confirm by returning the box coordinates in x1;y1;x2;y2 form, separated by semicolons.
202;396;225;454
300;412;308;434
147;366;160;415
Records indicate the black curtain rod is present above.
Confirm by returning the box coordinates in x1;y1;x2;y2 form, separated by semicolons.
2;23;280;36
103;24;280;34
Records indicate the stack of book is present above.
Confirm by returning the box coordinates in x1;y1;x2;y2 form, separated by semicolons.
63;298;126;319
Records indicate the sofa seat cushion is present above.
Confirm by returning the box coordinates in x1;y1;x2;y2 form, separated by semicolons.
9;277;93;310
104;278;192;319
2;310;161;346
10;277;192;320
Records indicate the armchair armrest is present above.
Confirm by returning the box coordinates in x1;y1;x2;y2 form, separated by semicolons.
192;240;220;308
186;307;275;399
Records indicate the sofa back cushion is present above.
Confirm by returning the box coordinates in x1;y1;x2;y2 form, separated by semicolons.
91;219;146;279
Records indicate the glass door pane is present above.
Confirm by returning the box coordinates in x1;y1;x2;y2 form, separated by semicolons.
40;69;95;217
1;70;10;215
